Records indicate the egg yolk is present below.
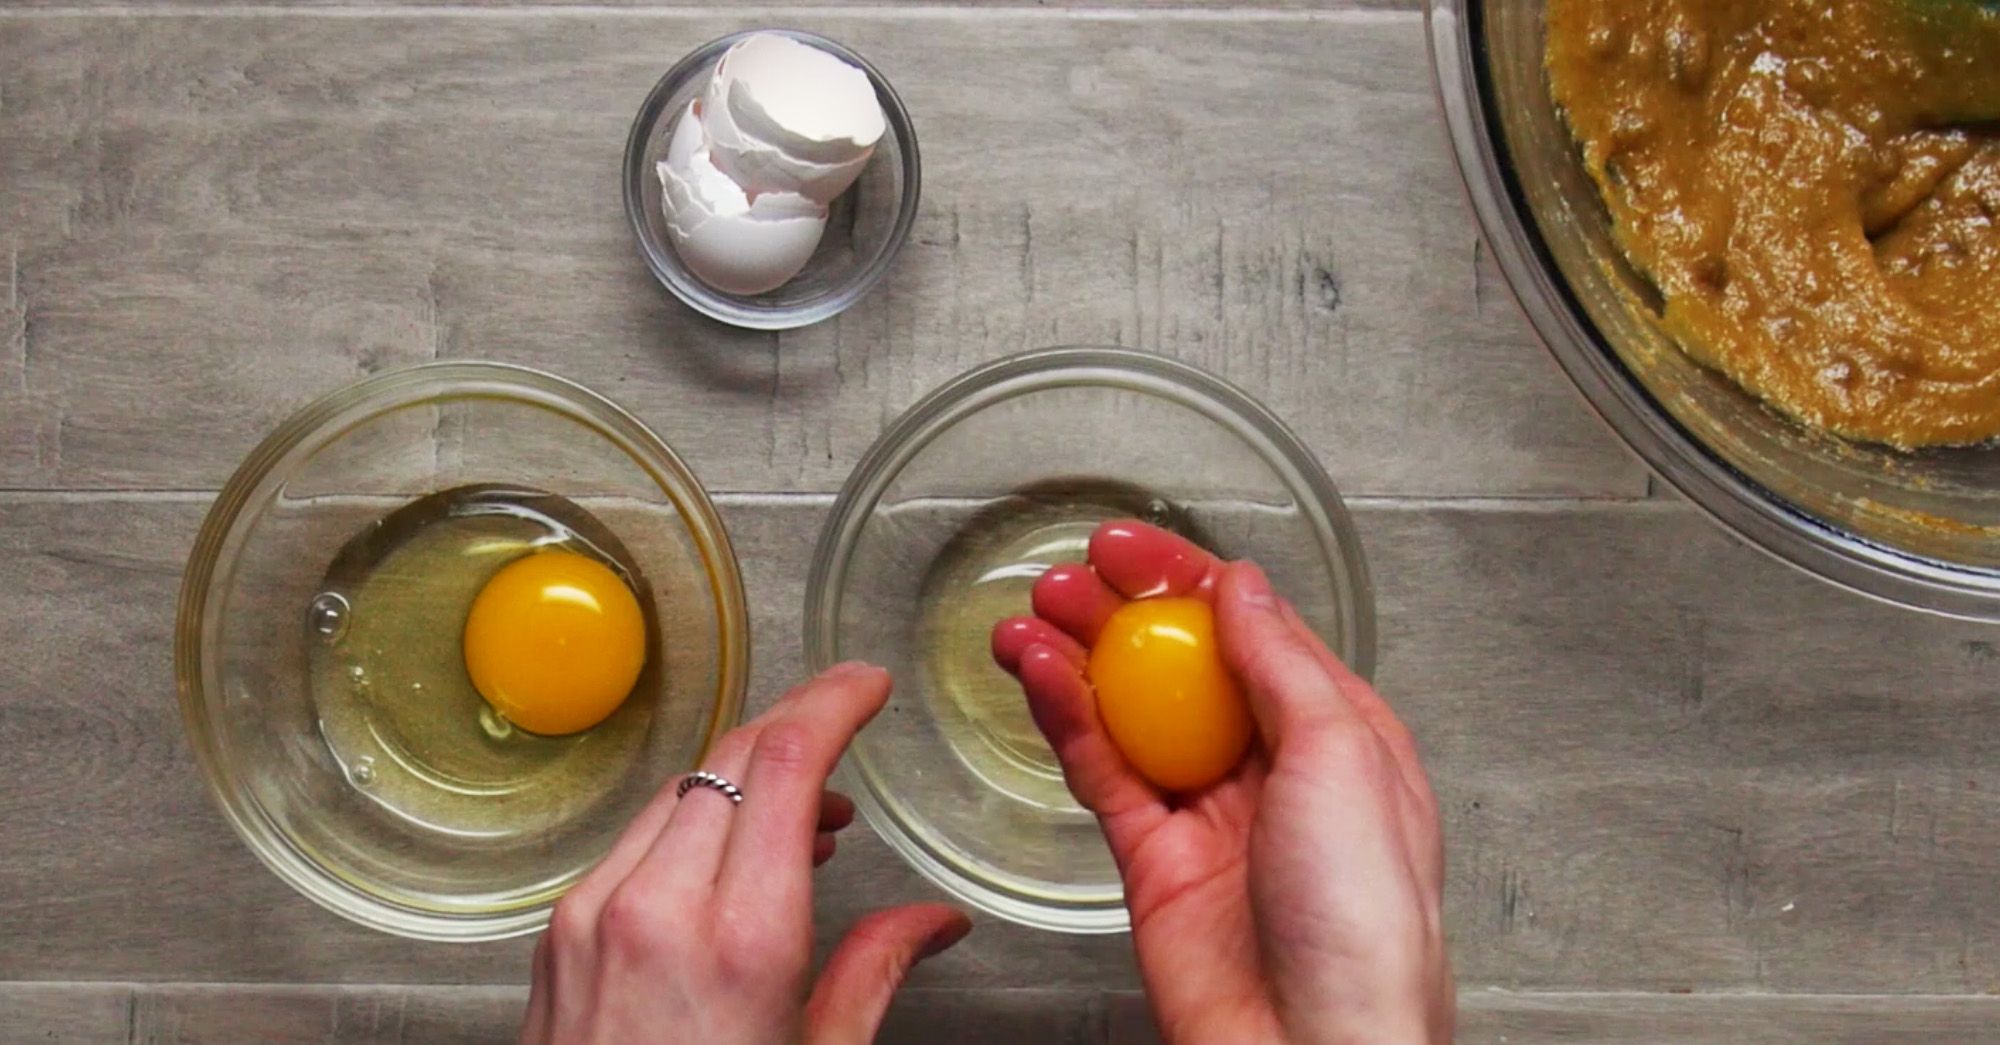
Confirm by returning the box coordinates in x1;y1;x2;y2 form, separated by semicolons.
463;549;647;736
1086;597;1254;792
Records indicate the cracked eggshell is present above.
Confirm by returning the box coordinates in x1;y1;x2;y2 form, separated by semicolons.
665;99;703;169
716;34;885;161
657;117;828;296
674;205;827;296
703;87;870;205
702;33;885;205
658;132;743;233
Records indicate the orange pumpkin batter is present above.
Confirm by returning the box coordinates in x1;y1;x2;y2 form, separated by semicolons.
1548;0;2000;447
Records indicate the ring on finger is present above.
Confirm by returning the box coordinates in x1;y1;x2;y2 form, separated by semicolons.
677;769;745;805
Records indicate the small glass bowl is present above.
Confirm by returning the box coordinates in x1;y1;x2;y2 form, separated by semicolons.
175;362;748;941
805;347;1375;933
623;29;920;330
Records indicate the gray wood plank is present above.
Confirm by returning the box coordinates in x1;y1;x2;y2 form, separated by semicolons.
17;982;2000;1043
1112;990;2000;1044
130;984;523;1044
1455;991;2000;1044
0;983;130;1045
0;10;1644;499
1379;501;2000;994
32;983;1101;1044
4;494;1996;991
875;988;1106;1044
6;1;1412;8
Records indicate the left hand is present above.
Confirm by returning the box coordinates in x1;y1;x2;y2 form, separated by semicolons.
518;662;973;1045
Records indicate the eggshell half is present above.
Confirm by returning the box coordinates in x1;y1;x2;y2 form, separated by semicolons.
700;33;884;205
657;122;828;296
703;82;874;205
665;100;704;169
713;34;885;162
674;208;827;296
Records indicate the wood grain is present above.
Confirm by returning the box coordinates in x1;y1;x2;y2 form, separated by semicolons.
12;983;2000;1042
120;984;1106;1043
1454;992;2000;1044
6;1;1415;8
0;983;129;1045
3;494;1995;993
0;10;1645;498
128;980;524;1032
1111;991;2000;1044
129;984;524;1044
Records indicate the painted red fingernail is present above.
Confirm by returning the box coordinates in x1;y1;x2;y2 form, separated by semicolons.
990;617;1036;672
1091;519;1207;599
1031;563;1099;606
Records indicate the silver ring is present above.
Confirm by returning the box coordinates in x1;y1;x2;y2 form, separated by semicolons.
677;769;744;805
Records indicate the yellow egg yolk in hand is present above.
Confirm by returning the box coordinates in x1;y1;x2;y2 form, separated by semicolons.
463;549;647;736
1086;597;1254;792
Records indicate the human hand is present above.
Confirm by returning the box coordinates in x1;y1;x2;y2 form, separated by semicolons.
519;663;972;1045
992;522;1451;1044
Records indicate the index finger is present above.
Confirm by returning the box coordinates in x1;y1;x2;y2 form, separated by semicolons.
566;666;854;916
715;663;893;917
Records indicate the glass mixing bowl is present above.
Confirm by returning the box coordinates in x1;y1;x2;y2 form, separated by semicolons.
1430;0;2000;620
623;29;920;331
805;347;1375;933
175;362;748;940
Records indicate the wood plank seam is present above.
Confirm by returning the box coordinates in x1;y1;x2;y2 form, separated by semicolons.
17;980;2000;997
0;7;1419;21
0;492;1682;509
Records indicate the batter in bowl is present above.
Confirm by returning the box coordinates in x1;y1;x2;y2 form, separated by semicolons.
1548;0;2000;448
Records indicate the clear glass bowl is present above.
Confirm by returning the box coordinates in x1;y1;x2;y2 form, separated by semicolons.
1430;0;2000;620
623;29;920;330
805;347;1375;933
175;362;748;940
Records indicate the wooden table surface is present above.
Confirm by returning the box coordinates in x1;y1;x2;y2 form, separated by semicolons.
3;3;1997;1042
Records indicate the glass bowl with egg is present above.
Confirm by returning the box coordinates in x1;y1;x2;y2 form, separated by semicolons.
175;362;748;940
624;30;920;330
804;347;1375;933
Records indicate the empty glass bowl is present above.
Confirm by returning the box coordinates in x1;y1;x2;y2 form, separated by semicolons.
623;29;920;330
805;347;1374;933
175;363;748;940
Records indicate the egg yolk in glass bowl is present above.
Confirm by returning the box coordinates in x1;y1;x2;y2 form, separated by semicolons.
464;550;648;736
1086;597;1254;792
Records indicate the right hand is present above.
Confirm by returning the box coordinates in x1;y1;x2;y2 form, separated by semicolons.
992;521;1452;1044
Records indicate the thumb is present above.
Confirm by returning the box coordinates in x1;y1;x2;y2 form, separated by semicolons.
1215;561;1367;749
805;904;972;1045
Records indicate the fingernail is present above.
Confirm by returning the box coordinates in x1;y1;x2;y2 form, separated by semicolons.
1235;562;1279;609
920;918;973;959
827;660;882;677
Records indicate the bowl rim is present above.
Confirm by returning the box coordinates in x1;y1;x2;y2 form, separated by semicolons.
1425;0;2000;622
174;360;750;941
622;28;922;332
803;345;1377;933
